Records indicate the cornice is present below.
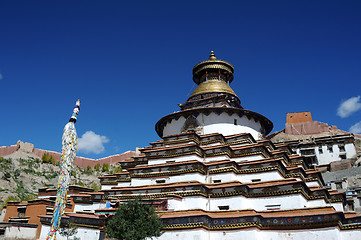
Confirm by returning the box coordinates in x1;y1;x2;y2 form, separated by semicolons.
155;107;273;138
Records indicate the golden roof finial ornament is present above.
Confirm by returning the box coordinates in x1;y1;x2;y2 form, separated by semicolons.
209;51;217;60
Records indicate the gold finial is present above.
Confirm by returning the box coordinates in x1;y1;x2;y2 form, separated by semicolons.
209;51;217;60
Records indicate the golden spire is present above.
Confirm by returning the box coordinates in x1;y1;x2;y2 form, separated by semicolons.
189;51;237;99
209;51;217;60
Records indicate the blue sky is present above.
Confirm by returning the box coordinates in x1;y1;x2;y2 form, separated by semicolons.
1;1;360;159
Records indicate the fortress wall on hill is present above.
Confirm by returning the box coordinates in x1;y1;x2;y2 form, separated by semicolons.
33;148;136;168
1;143;136;168
0;145;18;157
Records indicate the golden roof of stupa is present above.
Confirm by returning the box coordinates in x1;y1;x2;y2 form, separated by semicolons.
189;79;237;98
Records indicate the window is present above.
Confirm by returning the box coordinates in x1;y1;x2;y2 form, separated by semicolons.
340;154;346;160
218;205;229;210
312;156;319;165
265;204;281;210
300;149;315;155
346;190;355;195
328;145;333;153
213;180;222;183
318;146;323;154
251;179;261;182
17;207;26;218
156;179;166;184
339;145;345;152
347;202;354;211
234;119;237;125
335;182;343;190
46;207;53;215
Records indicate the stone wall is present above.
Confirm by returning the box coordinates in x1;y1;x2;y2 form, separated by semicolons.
329;158;357;171
32;148;136;168
0;145;18;157
1;141;136;168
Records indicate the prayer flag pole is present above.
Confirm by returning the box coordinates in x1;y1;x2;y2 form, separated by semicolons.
46;100;80;240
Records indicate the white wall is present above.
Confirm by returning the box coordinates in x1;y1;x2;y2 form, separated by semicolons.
168;196;208;211
162;112;263;140
101;184;115;190
231;155;266;162
340;229;361;240
39;224;101;240
101;181;132;190
148;155;204;165
127;170;319;189
208;171;285;183
73;201;106;212
166;193;332;211
147;151;265;166
0;208;6;222
116;181;132;187
4;225;37;240
38;220;361;240
103;170;323;190
155;226;361;240
131;173;207;186
202;155;231;162
330;202;344;212
297;143;357;166
258;227;341;240
153;228;211;240
37;222;361;240
306;181;321;188
345;143;357;159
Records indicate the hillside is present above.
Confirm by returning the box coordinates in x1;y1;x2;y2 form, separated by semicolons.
0;149;119;209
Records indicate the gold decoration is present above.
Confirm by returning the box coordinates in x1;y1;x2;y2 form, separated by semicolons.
189;79;238;98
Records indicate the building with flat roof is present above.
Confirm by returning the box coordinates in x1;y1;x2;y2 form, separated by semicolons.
269;111;358;171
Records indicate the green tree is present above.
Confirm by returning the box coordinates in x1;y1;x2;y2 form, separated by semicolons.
1;195;20;210
90;182;100;192
85;165;93;174
113;165;122;173
41;153;56;164
94;163;101;171
106;198;163;240
59;222;79;240
102;163;109;172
